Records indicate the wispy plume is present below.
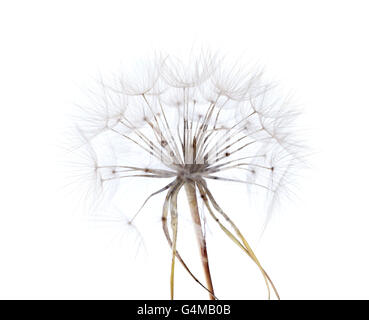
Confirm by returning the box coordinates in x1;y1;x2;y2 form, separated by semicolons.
71;50;304;300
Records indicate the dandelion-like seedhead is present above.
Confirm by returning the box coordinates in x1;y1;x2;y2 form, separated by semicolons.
73;51;304;300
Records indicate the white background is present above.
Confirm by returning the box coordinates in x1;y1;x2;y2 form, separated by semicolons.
0;0;369;299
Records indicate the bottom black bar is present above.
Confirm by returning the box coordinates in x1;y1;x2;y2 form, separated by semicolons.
1;300;367;319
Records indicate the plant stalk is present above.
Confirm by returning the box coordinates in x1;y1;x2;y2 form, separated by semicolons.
184;181;215;300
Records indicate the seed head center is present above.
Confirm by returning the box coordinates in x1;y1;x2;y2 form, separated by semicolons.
178;164;207;181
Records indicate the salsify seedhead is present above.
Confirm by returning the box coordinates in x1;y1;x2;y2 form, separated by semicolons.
74;52;303;300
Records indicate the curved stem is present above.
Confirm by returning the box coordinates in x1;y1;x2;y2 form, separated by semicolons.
199;180;280;300
184;181;215;300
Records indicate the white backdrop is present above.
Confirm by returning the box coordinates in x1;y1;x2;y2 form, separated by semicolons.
0;0;368;299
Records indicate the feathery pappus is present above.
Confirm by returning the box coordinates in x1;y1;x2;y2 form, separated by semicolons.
72;51;304;300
